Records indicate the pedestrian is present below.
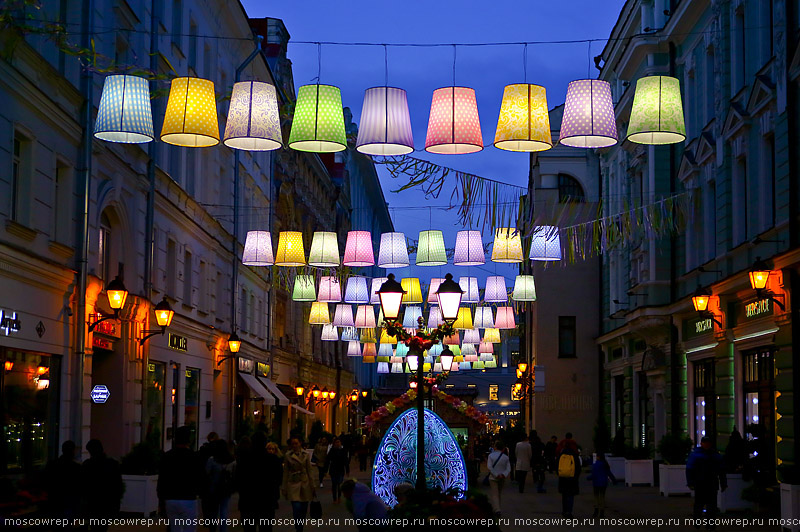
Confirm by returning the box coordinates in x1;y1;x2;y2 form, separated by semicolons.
357;436;369;472
199;432;219;464
530;431;547;493
340;480;388;532
686;436;727;529
312;436;329;488
282;437;315;532
591;452;616;517
486;439;511;518
158;426;203;532
80;439;123;532
514;434;532;493
724;428;746;473
236;431;282;532
556;433;581;518
544;435;558;473
327;437;350;503
204;439;236;532
45;440;81;526
267;441;283;459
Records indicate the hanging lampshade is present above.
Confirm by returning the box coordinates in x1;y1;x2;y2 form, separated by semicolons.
463;328;481;344
356;86;414;155
449;362;460;372
343;231;374;267
377;232;409;269
317;276;342;303
474;307;495;329
491;228;523;263
443;332;460;345
309;302;330;325
453;230;485;266
370;278;388;305
344;276;370;304
512;275;537;302
530;226;562;261
626;75;686;145
363;356;376;364
396;343;409;358
453;308;474;330
461;343;477;357
378;344;394;358
391;362;404;373
242;231;274;266
427;279;443;304
291;275;316;302
483;328;501;343
401;278;423;304
494;83;552;152
425;87;483;154
347;341;362;357
416;230;447;266
288;84;347;153
449;345;461;358
479;342;494;354
360;327;377;343
275;231;306;267
376;307;385;328
94;75;154;143
161;77;219;147
321;324;338;341
432;362;443;373
223;81;282;150
428;344;443;358
332;304;355;328
402;306;423;328
458;277;480;304
308;232;340;267
354;305;376;329
473;360;486;370
379;329;397;344
459;361;472;371
341;326;360;342
484;358;497;369
484;276;508;303
558;79;617;148
427;306;443;328
363;343;378;358
495;307;516;329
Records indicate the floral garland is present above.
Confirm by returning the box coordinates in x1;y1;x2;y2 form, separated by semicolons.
364;387;489;428
383;319;456;352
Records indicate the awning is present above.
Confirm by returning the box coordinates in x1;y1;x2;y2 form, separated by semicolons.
292;404;315;416
239;373;275;406
257;376;290;406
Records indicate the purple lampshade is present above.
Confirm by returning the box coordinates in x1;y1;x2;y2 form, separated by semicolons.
332;304;355;328
459;277;480;303
484;276;508;303
242;231;274;266
370;277;387;304
347;341;362;357
463;329;481;344
317;276;342;303
343;231;375;267
344;276;370;304
427;278;443;304
558;79;618;148
453;230;485;266
427;306;443;328
356;87;414;156
377;232;409;268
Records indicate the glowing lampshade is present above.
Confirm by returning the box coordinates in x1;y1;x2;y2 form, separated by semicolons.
401;278;423;304
343;231;374;267
458;277;480;304
377;232;409;268
347;341;362;357
356;87;414;155
474;307;495;329
308;232;340;267
453;308;473;330
242;231;273;266
461;343;477;358
491;228;523;263
341;327;360;342
558;79;617;148
449;345;461;358
378;344;394;358
425;87;483;154
391;362;404;373
433;362;444;373
479;342;494;354
494;83;552;152
463;328;481;344
512;275;537;302
379;329;397;344
376;361;390;374
291;275;316;302
484;358;497;369
94;75;154;143
416;230;447;266
453;231;485;266
223;81;281;150
161;77;219;147
396;343;409;358
530;226;562;261
429;344;443;357
363;356;376;364
427;306;443;328
473;361;485;370
459;362;472;371
360;328;377;343
288;84;346;153
443;332;460;345
363;343;378;358
427;278;443;304
483;276;508;303
495;307;516;329
406;356;419;371
321;324;338;341
309;302;330;325
355;305;376;329
483;328;501;343
371;278;387;304
317;276;342;303
627;75;686;145
344;276;370;304
450;362;460;372
275;231;306;267
332;304;355;328
402;306;423;328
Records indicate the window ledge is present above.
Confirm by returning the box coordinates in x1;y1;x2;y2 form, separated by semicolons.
48;240;74;259
5;219;37;241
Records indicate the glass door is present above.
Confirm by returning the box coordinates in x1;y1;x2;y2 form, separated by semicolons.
146;361;166;450
184;368;200;450
742;348;775;480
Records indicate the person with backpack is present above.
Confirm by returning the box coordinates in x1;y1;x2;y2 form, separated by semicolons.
486;439;511;518
556;433;581;518
204;439;236;532
591;452;617;517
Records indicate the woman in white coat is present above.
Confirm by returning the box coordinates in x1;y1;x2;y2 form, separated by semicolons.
486;439;511;517
514;434;533;493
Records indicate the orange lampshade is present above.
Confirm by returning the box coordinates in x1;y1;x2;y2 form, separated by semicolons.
105;276;128;311
692;286;711;313
154;297;174;328
749;258;770;291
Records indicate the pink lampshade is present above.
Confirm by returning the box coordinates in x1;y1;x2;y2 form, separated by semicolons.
332;304;355;328
450;362;459;372
356;87;415;155
483;276;508;303
453;230;485;266
479;342;494;354
370;277;387;304
425;87;483;154
559;79;618;148
343;231;374;267
495;307;516;329
458;277;480;303
354;305;376;329
317;276;342;303
443;332;460;345
427;278;443;304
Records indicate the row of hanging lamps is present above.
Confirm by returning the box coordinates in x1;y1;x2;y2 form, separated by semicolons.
322;324;338;341
512;275;537;302
288;84;347;153
626;75;686;145
491;228;523;263
484;276;508;303
355;305;376;329
402;306;423;328
377;232;409;268
318;276;342;303
223;81;282;151
309;302;330;325
356;87;415;155
275;231;306;267
344;276;370;304
427;279;443;304
242;231;274;266
425;87;483;154
333;304;354;328
161;77;220;147
95;75;154;143
558;79;617;148
453;308;474;330
474;307;495;329
347;341;361;357
343;231;374;267
292;275;316;302
530;226;562;261
370;278;386;304
453;230;485;266
495;307;516;329
494;83;552;152
342;326;359;342
401;278;423;304
308;231;340;267
459;277;480;303
483;328;501;343
463;328;481;344
416;230;448;266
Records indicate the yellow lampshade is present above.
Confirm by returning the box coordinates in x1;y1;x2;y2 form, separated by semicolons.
401;278;423;304
153;297;174;328
379;329;397;344
491;228;523;263
494;83;552;152
105;276;128;311
309;302;330;325
275;231;306;267
483;328;501;343
453;307;474;330
160;77;220;147
228;332;241;353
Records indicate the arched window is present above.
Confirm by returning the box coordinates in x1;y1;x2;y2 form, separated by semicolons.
558;174;585;203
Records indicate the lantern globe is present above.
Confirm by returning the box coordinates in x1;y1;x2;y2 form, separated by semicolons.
223;81;282;151
321;388;330;400
377;274;405;320
558;79;617;148
518;362;528;373
406;354;419;371
749;258;771;291
161;77;220;147
295;383;305;396
356;87;414;155
311;385;321;398
228;332;241;353
242;231;274;266
308;231;340;267
275;232;306;267
425;87;483;154
377;232;409;268
436;273;464;323
154;297;174;328
288;84;347;153
95;75;154;143
626;76;686;145
494;83;552;152
692;286;711;313
106;276;128;311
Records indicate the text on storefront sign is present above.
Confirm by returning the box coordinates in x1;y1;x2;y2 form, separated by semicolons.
168;333;187;351
0;310;21;336
745;298;771;318
695;318;713;334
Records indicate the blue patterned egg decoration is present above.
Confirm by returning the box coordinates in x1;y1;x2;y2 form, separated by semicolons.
372;407;468;506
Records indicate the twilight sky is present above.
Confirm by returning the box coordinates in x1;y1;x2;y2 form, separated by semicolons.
242;0;626;283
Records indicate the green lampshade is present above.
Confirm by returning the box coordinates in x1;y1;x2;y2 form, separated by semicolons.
288;84;347;153
292;275;316;302
416;230;448;266
626;76;686;145
484;357;497;369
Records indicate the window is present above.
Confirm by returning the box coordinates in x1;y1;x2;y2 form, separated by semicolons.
742;348;775;476
558;174;585;203
693;359;716;445
732;8;745;94
215;270;225;318
146;361;166;450
240;288;248;333
11;133;31;222
614;375;625;431
98;213;111;282
186;149;196;197
183;250;192;306
637;372;649;448
166;239;177;298
188;19;198;73
558;316;577;358
732;157;748;245
489;385;499;401
54;162;72;244
198;261;207;312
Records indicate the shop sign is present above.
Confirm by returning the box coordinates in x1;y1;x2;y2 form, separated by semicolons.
93;318;119;338
169;333;187;352
238;358;254;373
93;336;113;350
257;362;270;377
0;310;21;336
729;297;774;328
683;316;714;340
91;385;110;403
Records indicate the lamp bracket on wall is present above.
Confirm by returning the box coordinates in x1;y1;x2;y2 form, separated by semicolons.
139;326;166;346
88;310;120;332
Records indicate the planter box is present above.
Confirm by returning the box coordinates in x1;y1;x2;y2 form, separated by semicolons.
659;464;691;496
625;459;654;487
718;474;754;513
121;474;159;516
781;483;800;532
607;456;626;480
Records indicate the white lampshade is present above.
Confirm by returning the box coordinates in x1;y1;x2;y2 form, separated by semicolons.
479;352;494;362
354;305;376;329
341;326;360;342
403;306;423;328
242;231;274;266
332;304;355;328
378;344;394;357
223;81;282;150
529;226;562;261
391;362;404;373
347;341;362;357
427;278;443;304
461;343;477;357
473;307;494;329
344;276;370;304
495;307;516;329
308;231;340;267
512;275;537;302
321;324;339;341
427;306;443;328
377;362;390;374
318;276;342;303
463;329;481;344
484;276;508;303
433;362;444;373
377;232;409;268
459;277;480;304
453;230;485;266
370;277;387;304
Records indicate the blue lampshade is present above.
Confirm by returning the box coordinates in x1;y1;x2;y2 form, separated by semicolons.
344;276;370;304
402;306;423;328
94;75;154;143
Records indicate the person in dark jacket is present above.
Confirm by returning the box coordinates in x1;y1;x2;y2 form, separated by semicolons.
236;431;282;532
686;436;727;526
46;440;81;525
158;426;204;532
544;436;558;473
591;453;617;517
341;480;388;532
81;439;123;532
327;437;350;502
556;434;581;518
204;439;236;532
530;431;547;493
